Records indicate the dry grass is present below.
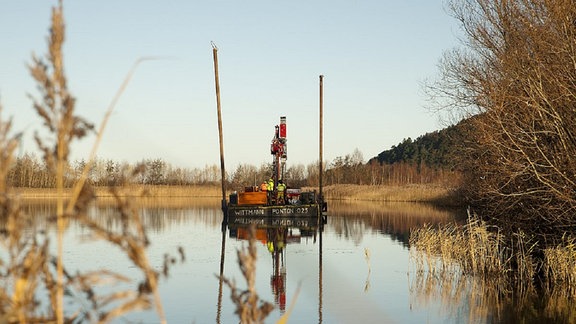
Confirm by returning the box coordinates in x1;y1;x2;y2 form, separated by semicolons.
317;184;461;205
410;211;576;298
15;184;222;199
543;235;576;297
410;241;576;323
0;3;183;323
410;211;532;282
0;2;282;324
96;184;223;198
19;183;457;204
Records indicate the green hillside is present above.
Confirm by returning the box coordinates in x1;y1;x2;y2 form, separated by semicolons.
370;119;471;170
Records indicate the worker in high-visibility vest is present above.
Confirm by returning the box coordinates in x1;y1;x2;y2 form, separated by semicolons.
277;180;286;204
267;178;274;204
260;181;268;192
267;178;274;191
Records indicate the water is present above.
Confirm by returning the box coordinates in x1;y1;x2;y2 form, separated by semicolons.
15;198;576;323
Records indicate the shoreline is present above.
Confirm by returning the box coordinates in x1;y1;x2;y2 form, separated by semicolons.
10;184;462;206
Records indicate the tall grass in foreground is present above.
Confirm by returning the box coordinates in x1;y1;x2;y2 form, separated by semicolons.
0;2;280;323
0;2;186;323
410;210;576;298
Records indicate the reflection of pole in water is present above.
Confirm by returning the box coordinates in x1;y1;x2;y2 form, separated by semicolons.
216;225;227;323
364;248;371;292
213;42;228;323
318;228;323;323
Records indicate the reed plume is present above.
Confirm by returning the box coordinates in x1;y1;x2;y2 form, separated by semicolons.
0;1;184;323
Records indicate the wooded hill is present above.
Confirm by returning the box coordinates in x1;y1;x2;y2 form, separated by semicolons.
369;118;470;172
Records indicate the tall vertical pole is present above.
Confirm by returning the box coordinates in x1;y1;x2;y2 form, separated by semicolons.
212;43;227;219
318;75;325;322
319;75;324;206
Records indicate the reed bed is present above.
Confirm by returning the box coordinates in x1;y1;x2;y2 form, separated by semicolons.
410;212;512;278
319;184;460;205
20;183;456;203
543;235;576;297
410;211;576;298
16;184;222;199
410;248;576;323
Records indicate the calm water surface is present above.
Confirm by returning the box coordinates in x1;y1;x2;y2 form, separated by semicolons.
23;198;575;323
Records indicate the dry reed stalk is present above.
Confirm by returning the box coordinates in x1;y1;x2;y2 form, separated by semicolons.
543;235;576;297
75;185;172;323
0;104;18;195
64;57;160;217
511;231;537;292
27;3;85;321
410;211;517;279
0;144;62;322
0;1;179;322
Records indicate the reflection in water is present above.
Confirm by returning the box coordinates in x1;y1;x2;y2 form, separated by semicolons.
318;228;323;324
216;223;226;324
227;224;319;316
409;268;576;323
266;227;288;312
329;200;462;246
9;198;576;323
364;248;371;292
10;198;223;233
410;245;576;323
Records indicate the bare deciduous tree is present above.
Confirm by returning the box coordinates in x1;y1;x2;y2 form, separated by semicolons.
429;0;576;239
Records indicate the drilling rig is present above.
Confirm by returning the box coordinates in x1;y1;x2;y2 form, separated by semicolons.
270;116;287;189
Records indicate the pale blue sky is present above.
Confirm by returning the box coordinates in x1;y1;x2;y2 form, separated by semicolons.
0;1;460;170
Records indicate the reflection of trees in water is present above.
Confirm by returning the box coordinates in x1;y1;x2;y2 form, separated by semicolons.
0;201;56;233
91;200;222;233
12;199;462;245
409;268;576;323
10;198;223;233
328;200;461;246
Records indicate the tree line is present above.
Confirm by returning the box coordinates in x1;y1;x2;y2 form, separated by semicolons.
6;142;463;191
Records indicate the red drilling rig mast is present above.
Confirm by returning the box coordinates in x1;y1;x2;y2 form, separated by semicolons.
270;116;287;189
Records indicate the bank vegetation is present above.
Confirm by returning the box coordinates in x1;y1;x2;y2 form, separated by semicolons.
411;0;576;300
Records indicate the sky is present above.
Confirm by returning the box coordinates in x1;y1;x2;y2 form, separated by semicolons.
0;1;461;170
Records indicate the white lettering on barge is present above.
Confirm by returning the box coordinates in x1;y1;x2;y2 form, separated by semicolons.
271;219;310;227
271;207;310;215
233;209;265;216
232;218;265;225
